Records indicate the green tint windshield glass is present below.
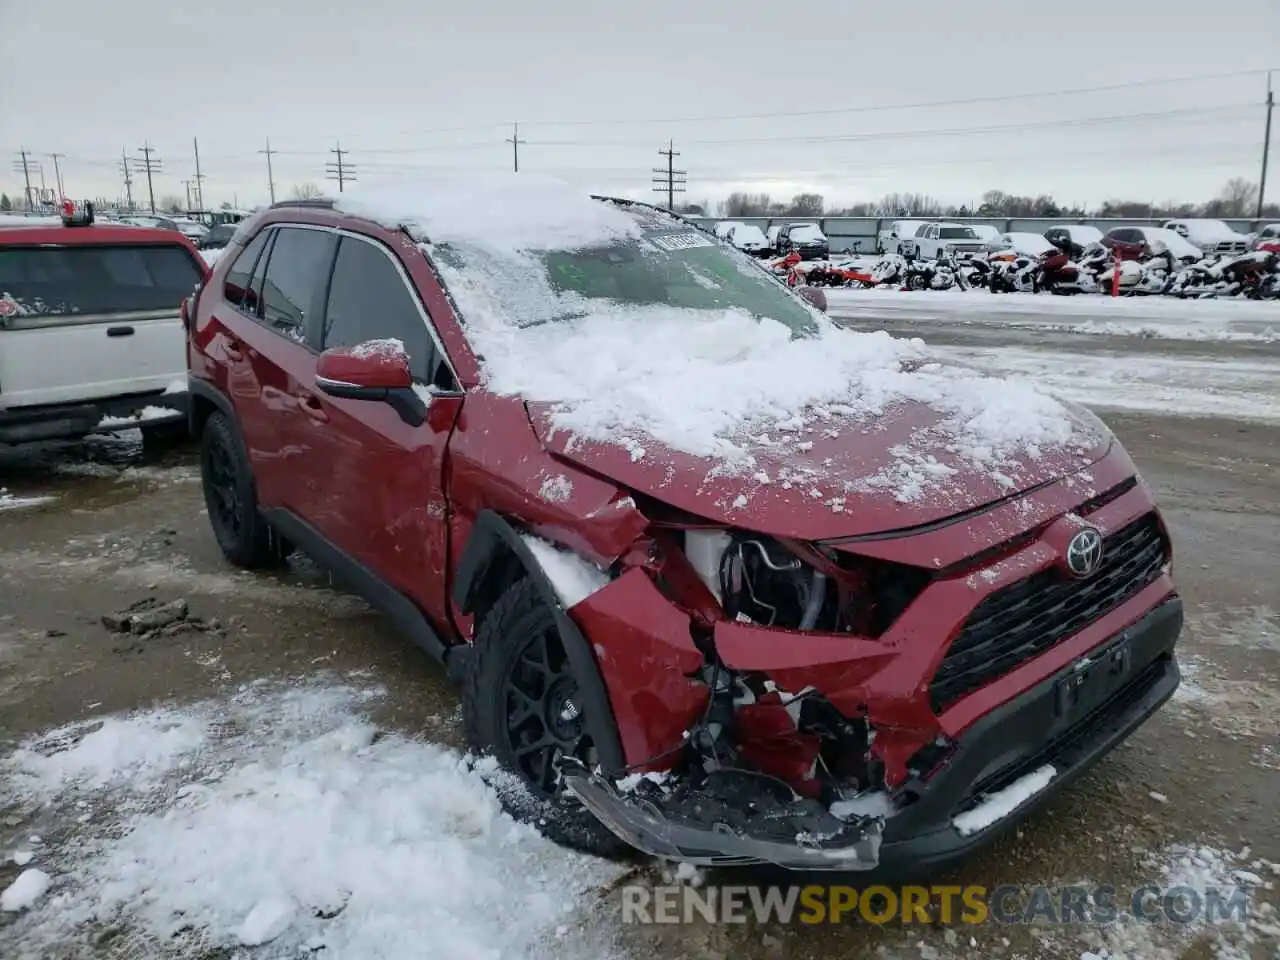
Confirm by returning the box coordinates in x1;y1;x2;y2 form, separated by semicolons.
435;205;819;337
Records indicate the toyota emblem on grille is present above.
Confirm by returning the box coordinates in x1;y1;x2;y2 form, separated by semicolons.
1065;527;1104;578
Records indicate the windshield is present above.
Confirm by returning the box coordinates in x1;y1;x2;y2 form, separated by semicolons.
789;225;823;241
939;227;977;239
432;206;819;337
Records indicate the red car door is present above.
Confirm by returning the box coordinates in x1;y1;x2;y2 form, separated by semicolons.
219;225;339;513
298;234;462;624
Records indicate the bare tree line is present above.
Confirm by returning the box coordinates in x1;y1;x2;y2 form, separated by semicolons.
689;178;1277;221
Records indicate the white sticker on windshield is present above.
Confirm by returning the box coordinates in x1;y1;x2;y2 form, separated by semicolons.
649;232;714;252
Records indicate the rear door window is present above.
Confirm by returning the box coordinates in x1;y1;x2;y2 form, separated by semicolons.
223;229;272;312
0;244;203;318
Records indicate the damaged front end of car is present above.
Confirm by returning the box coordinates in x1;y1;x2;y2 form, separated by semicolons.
554;501;944;870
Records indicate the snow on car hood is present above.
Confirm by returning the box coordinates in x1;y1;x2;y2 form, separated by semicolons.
335;175;1107;534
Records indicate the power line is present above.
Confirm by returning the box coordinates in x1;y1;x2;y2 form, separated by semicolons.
135;143;162;213
325;142;356;193
158;101;1256;162
506;123;526;172
259;137;277;203
652;140;686;209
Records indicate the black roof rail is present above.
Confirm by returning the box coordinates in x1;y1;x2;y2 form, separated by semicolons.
269;198;336;210
589;195;714;236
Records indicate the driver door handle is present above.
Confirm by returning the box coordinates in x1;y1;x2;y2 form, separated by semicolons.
298;393;329;422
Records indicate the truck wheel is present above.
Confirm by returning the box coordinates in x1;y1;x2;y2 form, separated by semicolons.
463;577;630;858
199;412;289;568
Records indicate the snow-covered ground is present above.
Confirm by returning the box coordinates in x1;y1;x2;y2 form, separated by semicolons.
826;288;1279;343
0;679;625;960
935;347;1280;422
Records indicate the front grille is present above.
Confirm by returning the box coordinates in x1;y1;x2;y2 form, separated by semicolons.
930;514;1168;711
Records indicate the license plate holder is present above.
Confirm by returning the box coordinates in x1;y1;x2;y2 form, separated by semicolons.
1055;636;1132;720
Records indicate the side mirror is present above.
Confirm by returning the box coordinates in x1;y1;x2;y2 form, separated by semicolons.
314;343;426;426
796;285;828;313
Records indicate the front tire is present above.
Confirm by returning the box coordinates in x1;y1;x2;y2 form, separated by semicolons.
463;577;630;858
140;419;190;448
199;412;289;568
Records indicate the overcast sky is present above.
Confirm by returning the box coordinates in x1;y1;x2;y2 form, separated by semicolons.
1;0;1276;212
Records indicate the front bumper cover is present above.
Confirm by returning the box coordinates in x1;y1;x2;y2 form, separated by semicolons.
562;764;883;870
564;596;1181;874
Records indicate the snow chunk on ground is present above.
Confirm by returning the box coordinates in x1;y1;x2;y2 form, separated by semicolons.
0;489;56;512
0;680;622;959
236;895;298;945
1;868;51;912
3;708;208;797
198;247;226;268
522;534;610;607
952;764;1056;836
538;473;574;503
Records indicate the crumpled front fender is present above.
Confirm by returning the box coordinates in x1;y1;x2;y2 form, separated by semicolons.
569;568;707;770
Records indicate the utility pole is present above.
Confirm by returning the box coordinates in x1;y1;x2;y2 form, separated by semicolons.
48;152;65;199
192;137;206;210
506;123;526;173
325;141;356;193
1259;70;1274;221
14;149;34;209
119;149;135;211
259;137;277;203
136;143;162;214
652;140;686;210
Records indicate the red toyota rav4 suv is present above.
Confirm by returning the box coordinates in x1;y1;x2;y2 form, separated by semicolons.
184;180;1181;873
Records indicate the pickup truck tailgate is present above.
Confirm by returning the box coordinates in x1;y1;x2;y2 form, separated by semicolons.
0;240;203;410
0;311;185;409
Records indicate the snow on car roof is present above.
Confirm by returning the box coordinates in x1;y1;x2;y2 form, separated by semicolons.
336;173;643;253
1136;227;1201;258
1003;232;1055;254
335;175;1098;497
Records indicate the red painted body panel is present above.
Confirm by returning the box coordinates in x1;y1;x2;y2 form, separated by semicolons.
568;569;706;769
316;346;412;388
527;402;1110;541
187;201;1180;812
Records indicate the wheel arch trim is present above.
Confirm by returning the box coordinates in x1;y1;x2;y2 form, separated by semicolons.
453;509;627;776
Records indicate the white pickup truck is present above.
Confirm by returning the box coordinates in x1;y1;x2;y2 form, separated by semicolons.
905;222;989;260
0;206;206;445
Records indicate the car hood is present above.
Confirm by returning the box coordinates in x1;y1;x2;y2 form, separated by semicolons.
526;399;1110;541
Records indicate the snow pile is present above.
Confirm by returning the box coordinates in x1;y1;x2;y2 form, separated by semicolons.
522;534;610;607
3;707;208;796
0;489;56;512
334;175;1095;481
94;405;182;429
952;764;1056;836
0;680;623;960
198;247;226;267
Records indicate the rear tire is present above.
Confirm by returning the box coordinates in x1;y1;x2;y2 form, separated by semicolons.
462;577;631;859
199;412;289;568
